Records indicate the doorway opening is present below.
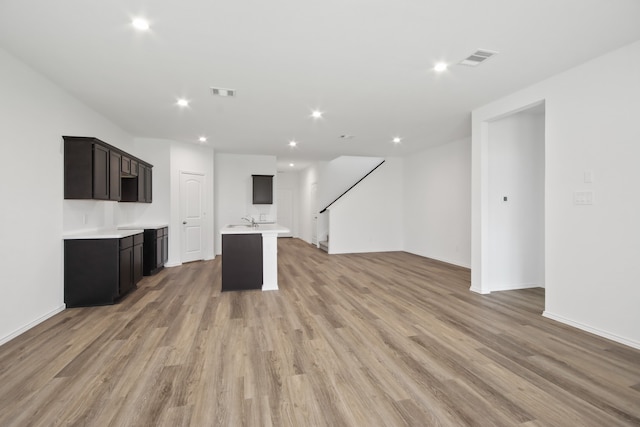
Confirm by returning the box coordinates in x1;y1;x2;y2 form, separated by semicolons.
486;102;545;294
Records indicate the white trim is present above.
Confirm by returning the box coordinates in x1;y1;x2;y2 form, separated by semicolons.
470;286;490;295
472;98;546;295
0;305;66;346
410;253;471;270
490;283;542;292
543;311;640;350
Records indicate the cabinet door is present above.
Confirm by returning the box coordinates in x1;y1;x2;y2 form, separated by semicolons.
252;175;273;204
121;156;131;175
130;159;138;177
64;138;93;199
222;234;263;291
138;165;147;202
162;229;169;263
93;144;110;200
145;166;152;203
119;246;133;296
133;242;143;285
109;151;122;201
156;234;163;269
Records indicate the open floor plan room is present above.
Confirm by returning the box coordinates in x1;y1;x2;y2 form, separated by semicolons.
1;238;638;426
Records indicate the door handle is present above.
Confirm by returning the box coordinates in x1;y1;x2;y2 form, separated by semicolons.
183;221;187;225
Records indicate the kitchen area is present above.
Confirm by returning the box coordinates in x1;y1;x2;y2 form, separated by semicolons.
62;137;290;308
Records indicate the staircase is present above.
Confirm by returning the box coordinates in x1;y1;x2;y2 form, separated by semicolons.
319;236;329;252
316;159;386;255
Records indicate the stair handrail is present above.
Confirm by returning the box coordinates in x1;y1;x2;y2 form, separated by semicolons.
318;160;385;214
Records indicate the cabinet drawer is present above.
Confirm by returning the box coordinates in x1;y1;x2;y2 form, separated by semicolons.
119;236;133;249
133;233;144;246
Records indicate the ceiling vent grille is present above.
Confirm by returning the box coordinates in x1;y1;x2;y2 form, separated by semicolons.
210;87;236;97
459;49;498;67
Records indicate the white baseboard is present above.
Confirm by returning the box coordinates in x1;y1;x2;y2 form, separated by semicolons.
0;305;66;347
405;251;471;270
490;283;542;292
262;283;278;291
543;311;640;350
469;285;490;294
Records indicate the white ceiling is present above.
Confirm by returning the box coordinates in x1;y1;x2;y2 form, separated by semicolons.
2;1;640;171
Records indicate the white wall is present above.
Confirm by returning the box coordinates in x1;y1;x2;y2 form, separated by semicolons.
214;153;277;254
0;47;134;344
403;137;471;268
472;39;640;348
276;171;300;237
328;158;404;254
487;111;545;290
317;156;384;209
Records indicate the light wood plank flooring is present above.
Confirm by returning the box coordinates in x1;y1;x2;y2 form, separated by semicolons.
1;238;639;426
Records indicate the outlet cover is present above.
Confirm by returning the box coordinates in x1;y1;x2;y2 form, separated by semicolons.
574;191;594;205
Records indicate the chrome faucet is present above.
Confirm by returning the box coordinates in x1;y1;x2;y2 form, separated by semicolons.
241;216;258;227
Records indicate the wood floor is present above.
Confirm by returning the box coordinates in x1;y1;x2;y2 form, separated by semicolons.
1;238;639;426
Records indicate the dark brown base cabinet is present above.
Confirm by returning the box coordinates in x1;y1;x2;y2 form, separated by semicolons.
64;233;143;307
221;233;263;291
143;227;168;276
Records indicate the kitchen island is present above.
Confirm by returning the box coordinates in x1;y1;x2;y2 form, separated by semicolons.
220;223;289;291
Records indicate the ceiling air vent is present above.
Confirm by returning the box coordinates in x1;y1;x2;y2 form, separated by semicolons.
210;87;236;97
459;49;498;67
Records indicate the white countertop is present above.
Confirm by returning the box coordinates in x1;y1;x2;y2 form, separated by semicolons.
63;229;144;240
118;224;168;230
220;223;290;235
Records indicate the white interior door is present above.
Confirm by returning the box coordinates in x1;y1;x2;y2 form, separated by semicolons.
277;189;293;237
310;182;318;245
180;172;204;263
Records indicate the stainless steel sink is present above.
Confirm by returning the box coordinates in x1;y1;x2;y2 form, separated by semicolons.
227;224;255;228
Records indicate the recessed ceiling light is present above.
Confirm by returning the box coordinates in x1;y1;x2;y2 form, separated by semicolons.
392;137;402;144
434;62;448;72
132;18;150;31
289;163;295;167
289;140;297;147
176;98;189;107
310;110;323;119
199;136;207;142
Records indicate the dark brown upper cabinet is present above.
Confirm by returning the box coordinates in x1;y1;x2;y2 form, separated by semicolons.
136;164;152;203
109;150;122;201
92;143;109;200
64;136;152;203
252;174;273;204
